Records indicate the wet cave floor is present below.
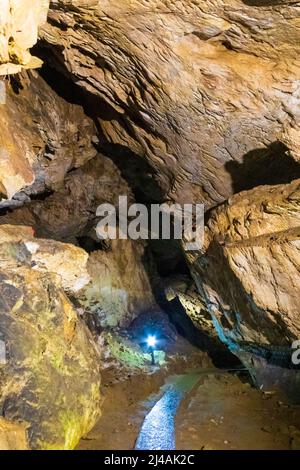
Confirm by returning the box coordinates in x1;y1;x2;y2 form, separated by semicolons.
77;341;300;451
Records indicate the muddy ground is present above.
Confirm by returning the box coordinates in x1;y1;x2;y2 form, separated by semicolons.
176;372;300;450
77;340;300;450
77;340;209;450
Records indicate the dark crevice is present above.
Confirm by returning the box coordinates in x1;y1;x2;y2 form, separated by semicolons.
98;143;165;204
242;0;295;5
29;189;54;201
221;40;235;51
77;236;111;254
9;75;24;95
0;207;12;217
153;286;240;368
140;245;239;367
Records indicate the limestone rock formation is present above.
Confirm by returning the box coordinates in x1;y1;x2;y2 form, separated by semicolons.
0;154;133;243
187;179;300;393
165;278;218;342
79;239;156;328
0;224;90;293
164;276;236;364
0;71;97;203
0;68;157;332
0;225;101;449
188;179;300;348
0;0;49;75
0;0;300;442
41;0;300;207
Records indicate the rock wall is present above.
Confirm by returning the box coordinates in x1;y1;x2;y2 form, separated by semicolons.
188;179;300;348
0;71;97;202
79;239;156;328
0;69;158;329
0;0;299;436
0;153;132;242
0;0;49;75
187;179;300;396
41;0;300;207
0;225;101;449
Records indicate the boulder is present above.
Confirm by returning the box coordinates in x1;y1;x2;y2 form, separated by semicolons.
0;224;90;294
0;226;101;449
187;179;300;397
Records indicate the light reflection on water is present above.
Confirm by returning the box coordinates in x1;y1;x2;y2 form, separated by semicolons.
135;374;200;450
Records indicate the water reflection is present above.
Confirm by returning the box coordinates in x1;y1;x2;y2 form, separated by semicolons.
135;374;200;450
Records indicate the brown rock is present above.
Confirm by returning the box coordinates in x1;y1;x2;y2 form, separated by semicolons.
0;155;132;242
0;224;90;294
40;0;300;207
188;179;300;347
187;179;300;396
0;71;97;203
0;226;101;449
0;417;28;450
0;265;101;450
165;279;218;342
79;239;156;328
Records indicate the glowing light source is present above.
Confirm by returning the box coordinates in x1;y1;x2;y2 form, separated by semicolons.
146;335;157;348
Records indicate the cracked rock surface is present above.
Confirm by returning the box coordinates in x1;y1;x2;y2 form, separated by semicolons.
41;0;300;207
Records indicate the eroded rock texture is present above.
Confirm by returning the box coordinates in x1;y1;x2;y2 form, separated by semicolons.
41;0;300;207
0;226;101;449
166;278;220;344
0;0;49;75
79;239;156;328
0;153;132;242
0;224;90;292
187;179;300;395
0;71;97;203
188;179;300;347
0;0;299;437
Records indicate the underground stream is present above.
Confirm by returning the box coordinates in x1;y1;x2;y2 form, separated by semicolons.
135;373;201;450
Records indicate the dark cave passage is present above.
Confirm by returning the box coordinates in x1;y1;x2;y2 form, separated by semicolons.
0;0;300;452
23;52;235;369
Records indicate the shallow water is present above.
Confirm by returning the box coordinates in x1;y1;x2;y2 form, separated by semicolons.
135;373;200;450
